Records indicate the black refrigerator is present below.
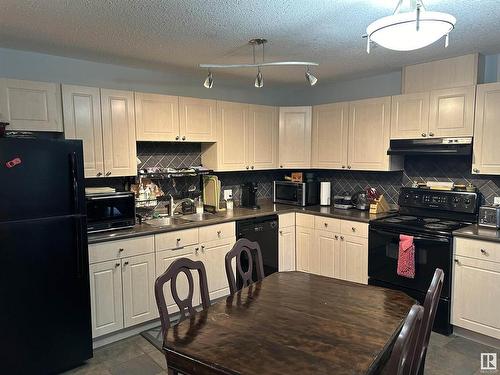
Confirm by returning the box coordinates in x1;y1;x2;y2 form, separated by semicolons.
0;137;92;374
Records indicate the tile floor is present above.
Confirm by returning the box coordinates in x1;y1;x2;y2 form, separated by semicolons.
63;332;499;375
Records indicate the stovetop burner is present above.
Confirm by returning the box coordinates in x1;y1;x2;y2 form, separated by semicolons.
378;215;470;235
398;216;418;221
424;223;451;230
423;218;441;223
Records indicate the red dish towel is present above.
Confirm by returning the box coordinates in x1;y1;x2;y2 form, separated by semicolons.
397;235;415;279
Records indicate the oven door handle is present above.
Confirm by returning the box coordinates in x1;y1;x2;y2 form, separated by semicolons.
370;228;450;243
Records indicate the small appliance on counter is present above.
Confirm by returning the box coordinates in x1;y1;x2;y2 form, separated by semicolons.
86;191;136;233
351;190;370;211
274;180;319;206
320;182;331;206
334;193;353;209
241;182;260;209
479;205;500;229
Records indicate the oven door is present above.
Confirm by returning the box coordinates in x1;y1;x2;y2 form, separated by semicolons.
368;227;451;298
273;182;303;206
86;194;135;232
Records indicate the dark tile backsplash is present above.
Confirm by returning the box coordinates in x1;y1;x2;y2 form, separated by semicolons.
89;142;500;205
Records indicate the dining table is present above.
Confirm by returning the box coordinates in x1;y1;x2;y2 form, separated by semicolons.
162;271;415;375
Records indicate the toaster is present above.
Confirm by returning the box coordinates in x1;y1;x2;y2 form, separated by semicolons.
478;205;500;229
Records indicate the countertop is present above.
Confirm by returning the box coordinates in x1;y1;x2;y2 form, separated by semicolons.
88;200;396;244
453;224;500;243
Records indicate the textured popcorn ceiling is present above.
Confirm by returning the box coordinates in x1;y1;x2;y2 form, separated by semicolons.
1;1;499;86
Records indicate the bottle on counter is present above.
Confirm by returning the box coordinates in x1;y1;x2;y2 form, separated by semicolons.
195;196;204;214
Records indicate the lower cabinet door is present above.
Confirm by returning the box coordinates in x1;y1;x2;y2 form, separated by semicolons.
89;260;124;338
155;247;200;315
296;226;315;273
199;237;235;300
340;235;368;284
315;230;339;278
279;226;296;272
452;256;500;339
122;253;158;328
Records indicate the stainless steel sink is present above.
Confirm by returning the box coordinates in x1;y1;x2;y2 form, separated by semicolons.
181;213;218;222
145;217;189;227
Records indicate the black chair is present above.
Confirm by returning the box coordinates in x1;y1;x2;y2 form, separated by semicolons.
412;268;445;375
154;257;210;333
225;238;265;294
384;304;424;375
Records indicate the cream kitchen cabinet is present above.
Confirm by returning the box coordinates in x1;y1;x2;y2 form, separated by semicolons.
472;82;500;175
452;237;500;339
247;104;279;170
202;101;278;171
0;78;63;132
135;92;179;141
390;92;430;140
339;235;368;284
315;230;340;278
62;85;104;178
179;97;217;142
428;86;475;138
348;97;401;171
279;106;312;169
312;102;349;169
278;213;296;272
101;89;137;177
89;260;124;338
296;225;315;273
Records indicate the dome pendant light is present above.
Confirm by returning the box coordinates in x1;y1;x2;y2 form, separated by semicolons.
365;0;456;53
203;70;214;88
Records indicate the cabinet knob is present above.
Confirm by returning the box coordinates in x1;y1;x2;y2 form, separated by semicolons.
480;249;488;255
421;133;427;137
347;166;351;169
279;230;283;235
182;136;186;141
429;132;435;137
175;135;180;140
351;227;356;232
105;172;111;176
176;238;181;243
96;172;102;177
123;261;129;266
251;166;254;169
324;222;328;227
246;166;249;170
334;235;338;240
473;168;479;173
115;262;120;268
217;230;222;237
342;165;346;169
195;247;199;253
119;248;124;252
280;165;283;168
340;236;344;240
454;259;460;264
201;245;205;252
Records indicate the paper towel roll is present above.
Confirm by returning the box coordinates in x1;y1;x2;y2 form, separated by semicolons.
320;182;331;206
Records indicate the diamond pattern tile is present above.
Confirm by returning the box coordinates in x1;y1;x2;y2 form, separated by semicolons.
133;144;500;205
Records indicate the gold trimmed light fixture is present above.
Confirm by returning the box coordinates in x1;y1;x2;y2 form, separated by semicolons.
200;39;319;88
365;0;456;53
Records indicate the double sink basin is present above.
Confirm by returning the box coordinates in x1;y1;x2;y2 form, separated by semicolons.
144;213;219;228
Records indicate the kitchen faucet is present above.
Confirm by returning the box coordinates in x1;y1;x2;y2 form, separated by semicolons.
169;194;195;217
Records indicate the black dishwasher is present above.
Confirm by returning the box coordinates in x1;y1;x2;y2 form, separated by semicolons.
236;215;279;279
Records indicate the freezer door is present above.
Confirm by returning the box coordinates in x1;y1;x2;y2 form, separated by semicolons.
0;138;85;222
0;215;92;374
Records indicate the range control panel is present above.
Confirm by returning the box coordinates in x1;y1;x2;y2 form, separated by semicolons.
398;188;478;213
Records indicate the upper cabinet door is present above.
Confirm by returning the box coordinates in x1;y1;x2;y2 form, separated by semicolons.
348;97;392;171
473;83;500;175
279;106;312;169
179;97;217;142
62;85;104;178
429;85;475;137
0;78;63;132
215;101;248;171
101;89;137;177
390;92;430;139
247;104;278;170
135;92;179;141
312;102;349;169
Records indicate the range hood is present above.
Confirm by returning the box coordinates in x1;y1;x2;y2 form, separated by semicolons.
387;138;472;156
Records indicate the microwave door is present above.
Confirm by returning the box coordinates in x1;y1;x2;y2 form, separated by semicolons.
275;184;298;204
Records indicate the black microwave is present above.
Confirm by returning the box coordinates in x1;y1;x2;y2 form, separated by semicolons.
86;192;136;233
273;181;319;206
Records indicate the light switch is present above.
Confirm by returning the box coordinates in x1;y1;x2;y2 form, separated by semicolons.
494;197;500;205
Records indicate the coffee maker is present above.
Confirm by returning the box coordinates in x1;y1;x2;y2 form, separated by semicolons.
240;182;260;209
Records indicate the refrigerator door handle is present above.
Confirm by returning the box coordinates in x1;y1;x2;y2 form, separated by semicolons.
75;216;84;279
70;152;80;212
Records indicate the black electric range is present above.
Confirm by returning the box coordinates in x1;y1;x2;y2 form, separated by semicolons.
368;187;480;335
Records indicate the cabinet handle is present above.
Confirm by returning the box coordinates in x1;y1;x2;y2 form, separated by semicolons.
279;230;283;235
105;172;111;176
347;166;351;169
280;165;283;168
324;222;328;227
342;165;346;169
123;261;129;266
176;238;181;242
175;135;180;140
115;262;120;268
182;136;186;141
217;230;222;237
246;166;249;170
340;236;344;240
334;235;338;240
421;133;427;137
351;227;356;232
429;132;434;137
119;248;124;252
480;249;488;255
96;172;102;177
201;245;205;252
454;259;460;265
195;247;199;253
473;168;479;173
251;166;254;170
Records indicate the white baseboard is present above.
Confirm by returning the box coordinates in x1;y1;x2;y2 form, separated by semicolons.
92;319;161;349
453;326;500;349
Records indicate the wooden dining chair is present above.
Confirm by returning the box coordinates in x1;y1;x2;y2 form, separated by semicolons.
412;268;445;375
225;238;265;294
154;257;210;333
384;304;424;375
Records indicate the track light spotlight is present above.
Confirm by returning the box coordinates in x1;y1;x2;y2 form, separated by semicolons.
203;71;214;88
305;68;318;86
255;68;264;88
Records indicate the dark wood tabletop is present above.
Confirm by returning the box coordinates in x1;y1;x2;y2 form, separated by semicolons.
162;271;415;375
